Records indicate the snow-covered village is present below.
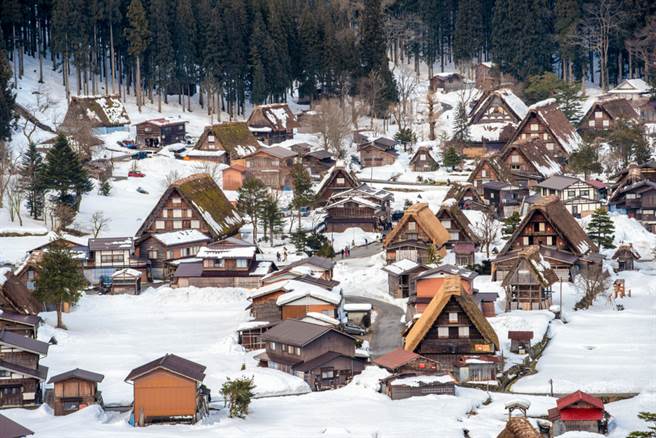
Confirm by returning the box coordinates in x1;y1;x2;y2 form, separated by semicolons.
0;0;655;437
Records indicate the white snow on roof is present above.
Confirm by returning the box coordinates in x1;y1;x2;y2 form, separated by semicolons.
390;374;454;386
248;126;273;133
499;89;529;119
266;107;290;129
343;303;372;312
442;198;457;207
250;261;273;277
97;97;130;125
197;245;256;259
609;78;652;94
0;267;11;286
528;98;557;111
383;259;420;275
326;196;379;210
234;145;258;158
182;149;226;158
468;122;513;142
302;312;340;326
237;320;271;331
111;268;142;278
152;230;211;246
276;286;342;306
533;155;563;178
192;201;242;237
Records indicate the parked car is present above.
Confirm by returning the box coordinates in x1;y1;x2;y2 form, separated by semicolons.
391;210;404;221
136;186;149;194
118;139;138;149
128;170;145;177
342;322;366;336
299;206;311;217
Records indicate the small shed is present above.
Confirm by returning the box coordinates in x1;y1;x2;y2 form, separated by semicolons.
508;331;533;354
429;73;466;92
373;348;442;374
454;242;476;267
0;414;34;437
548;390;608;436
343;303;372;328
237;321;276;351
125;354;210;426
110;268;142;295
381;373;455;400
382;259;429;298
135;118;187;148
612;243;640;271
48;368;104;416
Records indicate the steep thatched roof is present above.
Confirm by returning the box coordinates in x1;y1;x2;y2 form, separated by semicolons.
469;88;528;123
136;174;243;239
63;95;130;129
315;162;360;201
437;202;480;243
585;98;639;122
247;103;299;131
497;417;540;438
468;154;512;184
500;196;596;256
197;122;260;159
383;203;449;248
500;140;563;179
404;276;499;352
444;182;485;205
501;246;559;288
0;272;42;315
409;145;439;166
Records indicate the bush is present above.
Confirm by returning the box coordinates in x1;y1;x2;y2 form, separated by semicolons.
221;376;255;418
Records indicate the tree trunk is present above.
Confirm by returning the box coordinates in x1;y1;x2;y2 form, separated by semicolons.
38;25;44;84
110;25;116;95
56;302;65;329
12;26;18;88
135;55;142;112
158;88;162;113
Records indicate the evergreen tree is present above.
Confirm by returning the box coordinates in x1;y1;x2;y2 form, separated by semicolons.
555;0;581;81
124;0;149;112
502;211;521;238
236;177;268;243
149;0;174;112
452;100;470;142
525;73;584;121
34;243;87;329
0;34;15;148
174;0;196;111
443;146;462;170
291;163;314;231
568;141;602;179
587;208;615;249
628;412;656;438
453;0;484;63
41;135;93;208
221;376;255;418
18;143;45;219
607;120;651;166
260;193;283;243
249;9;269;104
98;179;111;196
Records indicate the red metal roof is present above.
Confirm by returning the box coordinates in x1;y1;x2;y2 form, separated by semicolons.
557;390;604;410
373;348;419;370
560;408;604;421
586;178;607;189
508;330;534;341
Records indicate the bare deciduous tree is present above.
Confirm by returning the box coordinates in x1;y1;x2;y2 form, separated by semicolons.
0;144;16;209
162;169;181;189
90;211;111;238
474;210;500;258
392;68;418;130
308;98;352;159
52;203;76;233
6;175;24;226
574;265;610;310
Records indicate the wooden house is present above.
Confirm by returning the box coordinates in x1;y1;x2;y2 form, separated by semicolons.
436;201;480;248
609;179;656;233
508;331;533;354
262;256;335;284
382;259;429;299
380;373;455;400
506;99;582;162
587;178;608;200
410;266;478;317
125;354;209;426
301;312;341;327
247;103;299;144
467;88;528;151
135;174;243;278
0;271;43;317
429;72;466;92
15;238;88;292
639;99;656;123
608;78;652;101
61;95;130;134
373;348;442;375
612;243;640;271
109;268;142;295
468;155;512;194
548;391;608;436
324;196;386;232
301;149;336;178
383;203;449;265
0;330;49;407
47;368;104;416
357;137;398;168
403;277;500;381
137;229;212;281
258;319;366;391
193;122;260;163
222;164;247;191
0;313;39;339
173;237;275;289
483;181;529;218
409;145;439;172
0;414;33;438
535;175;601;218
454;242;476;267
343;303;372;328
237;321;276;351
85;237;147;285
443;182;486;211
315;162;360;205
475;62;516;90
498;140;563;188
493;196;597;281
135;118;187;148
578;98;639;133
609;161;656;197
326;184;393;224
242;146;298;190
497;241;559;311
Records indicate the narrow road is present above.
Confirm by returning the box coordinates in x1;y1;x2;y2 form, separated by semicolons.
343;241;383;259
346;295;404;357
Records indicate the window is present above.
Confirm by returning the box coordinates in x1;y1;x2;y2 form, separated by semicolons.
539;222;545;232
0;370;10;377
448;312;458;323
295;347;301;356
172;197;181;204
246;161;251;168
186;209;192;218
236;259;248;268
287;345;294;354
581;190;589;198
441;219;451;228
173;221;183;229
481;170;487;177
449;231;460;240
543;133;549;140
419;154;426;160
162;209;168;218
214;259;225;268
588;120;595;127
546;236;553;246
270;342;276;350
521;133;527;140
148;250;160;259
63;400;80;411
321;368;334;379
155;220;165;230
173;209;183;218
458;326;470;338
407;222;416;231
336;177;345;184
272;160;279;167
511;154;520;163
530;123;539;131
546;143;554;150
208;134;215;143
437;327;449;338
191;220;200;228
595;111;603;119
523;236;530;245
166;250;174;259
603;120;610;127
568;190;576;198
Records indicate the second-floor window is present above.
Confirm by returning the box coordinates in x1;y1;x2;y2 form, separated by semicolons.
448;312;458;323
458;326;470;338
336;177;345;185
213;259;225;268
437;326;448;338
236;259;248;268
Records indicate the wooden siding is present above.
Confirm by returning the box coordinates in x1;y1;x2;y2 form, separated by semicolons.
53;378;99;416
133;369;198;423
514;114;567;159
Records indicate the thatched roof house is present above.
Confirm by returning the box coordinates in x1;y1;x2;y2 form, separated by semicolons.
194;122;260;161
0;270;42;315
384;203;449;252
62;95;130;132
497;417;540;438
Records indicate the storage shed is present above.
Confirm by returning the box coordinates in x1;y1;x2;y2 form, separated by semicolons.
508;331;533;354
110;268;142;295
381;373;455;400
548;390;608;436
48;368;104;416
125;354;209;426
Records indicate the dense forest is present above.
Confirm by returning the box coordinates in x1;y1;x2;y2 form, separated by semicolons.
0;0;655;118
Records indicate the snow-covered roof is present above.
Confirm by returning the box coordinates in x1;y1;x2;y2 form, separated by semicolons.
111;268;142;278
152;230;211;247
137;117;186;127
276;286;342;306
197;245;256;260
0;267;11;286
181;149;226;158
343;303;372;312
609;78;652;94
468;122;514;143
382;259;421;275
389;374;454;386
301;312;340;326
250;261;273;277
325;196;380;210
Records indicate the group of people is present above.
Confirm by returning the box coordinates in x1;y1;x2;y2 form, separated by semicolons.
340;246;351;258
275;247;289;263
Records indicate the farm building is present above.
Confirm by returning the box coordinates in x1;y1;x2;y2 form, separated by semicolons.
380;373;455;400
442;182;486;210
607;78;652;101
357;136;398;168
193;122;260;163
429;72;466;92
85;237;147;285
409;266;478;317
61;95;130;134
373;348;442;375
135;118;187;148
612;243;640;271
483;181;529;218
436;200;480;248
47;368;104;416
137;230;212;281
0;330;50;408
315;162;361;205
548;391;608;436
382;259;429;299
241;146;298;190
409;145;439;171
109;268;142;295
467;88;528;151
247;103;299;144
501;246;559;311
469;155;512;194
535;175;601;218
508;331;534;354
578;98;639;133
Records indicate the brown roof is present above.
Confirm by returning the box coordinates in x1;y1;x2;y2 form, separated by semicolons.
373;348;420;370
262;319;353;347
612;243;641;260
63;95;130;128
0;272;43;315
88;237;133;251
48;368;104;384
587;98;639;122
0;359;48;381
0;311;40;327
251;146;297;159
508;331;534;341
404;277;499;352
509;100;581;154
135;173;243;239
497;417;540;438
409;145;439;166
444;182;484;205
500;140;563;179
248;103;299;131
469;154;512;184
196;122;260;159
501;246;560;288
500;196;597;256
383;203;450;248
0;330;50;355
125;353;206;383
437;203;480;243
0;414;34;438
315;164;360;201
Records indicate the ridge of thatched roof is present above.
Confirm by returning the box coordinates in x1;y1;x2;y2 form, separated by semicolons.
200;122;260;159
444;182;484;205
500;196;596;256
468;154;512;184
404;276;499;353
248;103;299;131
497;417;540;438
409;145;439;165
437;203;480;243
511;100;581;154
315;162;360;199
501;246;559;288
383;203;449;248
470;88;528;123
500;140;562;178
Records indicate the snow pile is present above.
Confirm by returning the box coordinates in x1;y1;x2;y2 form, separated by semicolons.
390;374;454;386
327;228;380;252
